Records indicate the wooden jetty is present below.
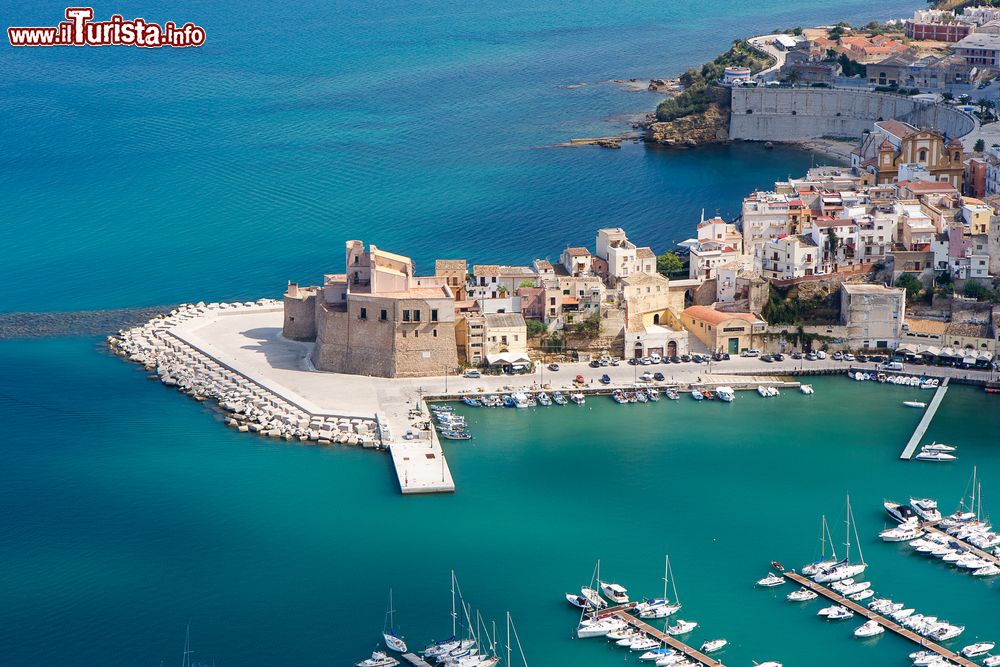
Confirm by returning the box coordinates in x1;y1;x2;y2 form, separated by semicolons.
783;571;976;666
401;654;433;667
923;523;1000;568
900;377;950;460
594;603;724;667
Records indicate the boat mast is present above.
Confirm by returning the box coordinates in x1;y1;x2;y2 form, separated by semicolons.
450;570;457;637
181;624;193;667
850;499;865;564
844;495;852;564
668;556;680;605
506;612;529;667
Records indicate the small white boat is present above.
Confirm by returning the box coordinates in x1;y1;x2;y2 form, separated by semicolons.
690;389;704;401
715;386;735;402
666;620;697;635
800;384;814;395
700;639;728;653
577;616;626;638
570;392;586;405
787;588;818;602
903;401;927;408
915;451;957;462
910;498;942;522
630;635;660;651
599;581;629;604
825;606;854;620
963;642;996;658
566;593;590;609
879;523;924;542
356;651;400;667
756;573;785;587
848;589;874;602
639;647;674;662
755;662;783;667
854;620;884;638
984;656;1000;667
922;442;956;452
973;564;1000;576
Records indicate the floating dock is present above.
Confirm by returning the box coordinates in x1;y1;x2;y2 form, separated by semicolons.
783;571;975;666
401;653;433;667
900;377;950;460
594;604;724;667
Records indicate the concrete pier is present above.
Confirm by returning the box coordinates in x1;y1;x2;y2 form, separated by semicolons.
390;431;455;495
900;378;950;460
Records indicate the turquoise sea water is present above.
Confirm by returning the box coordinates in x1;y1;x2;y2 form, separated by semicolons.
2;339;999;666
7;0;995;665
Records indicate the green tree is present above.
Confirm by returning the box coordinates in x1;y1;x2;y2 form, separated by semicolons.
518;279;536;288
826;228;840;269
656;252;683;276
895;273;923;302
526;319;547;337
975;138;986;153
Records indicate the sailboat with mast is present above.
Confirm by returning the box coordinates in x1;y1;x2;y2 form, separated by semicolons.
813;495;867;583
383;588;407;653
423;571;476;660
636;555;682;619
577;560;627;638
801;515;839;576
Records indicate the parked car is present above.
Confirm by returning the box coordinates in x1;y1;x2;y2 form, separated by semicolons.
628;357;639;365
843;353;856;362
692;355;704;364
790;351;802;360
653;372;665;381
600;373;611;384
856;354;868;363
680;354;692;363
589;360;601;368
741;349;761;357
816;350;827;359
641;357;653;365
463;369;481;378
761;354;774;362
547;363;560;372
805;352;817;361
600;357;610;366
575;374;585;384
773;353;785;361
639;372;654;381
610;357;620;366
670;356;680;364
832;351;844;361
885;361;903;371
650;353;662;364
720;353;730;360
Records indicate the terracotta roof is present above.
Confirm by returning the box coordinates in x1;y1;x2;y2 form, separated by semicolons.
636;247;656;259
681;305;764;326
905;318;947;335
435;259;467;271
473;264;502;276
945;321;990;338
876;119;919;140
565;247;590;257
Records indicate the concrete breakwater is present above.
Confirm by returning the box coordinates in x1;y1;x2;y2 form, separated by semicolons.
107;301;382;447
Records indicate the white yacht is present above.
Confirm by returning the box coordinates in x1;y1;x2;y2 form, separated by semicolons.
787;588;818;602
825;606;854;620
576;616;626;638
922;442;956;452
638;647;674;662
984;656;1000;667
800;384;814;395
903;400;927;408
879;522;924;542
599;581;629;604
580;587;606;609
701;639;728;653
963;642;996;658
382;588;408;653
910;498;942;523
915;451;956;462
854;620;884;637
690;389;703;401
756;573;785;587
757;385;768;397
511;392;530;408
566;593;590;609
630;635;660;651
356;651;400;667
666;620;697;635
570;392;586;405
715;386;735;402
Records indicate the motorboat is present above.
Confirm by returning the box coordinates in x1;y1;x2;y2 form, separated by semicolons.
786;588;817;602
849;589;874;602
883;500;916;524
462;397;481;407
879;522;923;542
356;652;400;667
767;386;779;397
985;657;1000;667
647;389;660;401
756;573;785;587
903;401;927;408
962;642;996;658
666;620;697;635
854;620;884;638
910;498;942;523
510;392;529;408
580;587;606;609
922;442;956;452
439;430;472;440
552;391;568;405
800;384;814;395
639;647;675;661
928;624;965;641
915;451;957;462
824;606;854;620
576;616;625;638
570;393;585;405
700;639;728;653
537;392;552;406
630;635;660;651
715;386;735;402
566;593;590;609
973;564;1000;576
690;390;703;401
755;662;783;667
608;626;639;642
757;385;768;397
599;581;629;604
890;608;915;621
665;389;679;400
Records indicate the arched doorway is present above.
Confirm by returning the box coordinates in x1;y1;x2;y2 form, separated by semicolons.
667;341;677;358
684;289;694;308
653;313;660;325
633;342;644;359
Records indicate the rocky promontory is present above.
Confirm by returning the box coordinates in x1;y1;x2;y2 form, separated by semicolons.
643;102;729;147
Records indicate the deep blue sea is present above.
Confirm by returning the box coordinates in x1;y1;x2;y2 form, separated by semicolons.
5;1;978;666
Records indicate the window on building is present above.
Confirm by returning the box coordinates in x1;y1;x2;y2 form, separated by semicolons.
380;309;387;321
360;307;368;320
415;330;419;337
431;309;438;322
403;310;410;322
433;329;437;337
414;310;421;322
918;148;928;162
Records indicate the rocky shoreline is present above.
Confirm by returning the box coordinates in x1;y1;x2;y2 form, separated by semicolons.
108;301;382;448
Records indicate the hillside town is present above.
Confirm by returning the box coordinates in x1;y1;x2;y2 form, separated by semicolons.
283;112;1000;377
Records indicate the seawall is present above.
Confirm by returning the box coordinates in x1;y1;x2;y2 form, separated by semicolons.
730;87;976;142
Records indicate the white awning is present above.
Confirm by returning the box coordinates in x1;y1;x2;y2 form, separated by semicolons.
963;356;977;365
897;344;917;354
978;352;993;361
919;346;941;357
939;347;962;358
486;352;531;366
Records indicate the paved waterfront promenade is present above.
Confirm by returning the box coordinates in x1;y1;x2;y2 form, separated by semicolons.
159;307;993;494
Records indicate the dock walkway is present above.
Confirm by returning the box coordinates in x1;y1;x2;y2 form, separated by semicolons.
923;523;1000;568
783;571;975;666
595;603;723;667
900;378;950;460
401;654;433;667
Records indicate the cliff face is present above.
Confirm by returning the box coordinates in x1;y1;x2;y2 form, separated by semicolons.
645;102;729;146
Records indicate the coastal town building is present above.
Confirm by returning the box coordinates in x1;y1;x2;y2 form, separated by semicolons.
619;272;689;359
852;120;964;190
954;32;1000;67
688;240;740;281
757;234;819;280
594;228;656;284
482;313;528;356
435;259;468;301
283;240;459;377
839;283;905;350
560;247;592;277
680;306;766;355
904;10;973;42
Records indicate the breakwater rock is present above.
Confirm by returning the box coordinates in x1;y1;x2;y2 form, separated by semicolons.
108;301;382;447
645;102;729;146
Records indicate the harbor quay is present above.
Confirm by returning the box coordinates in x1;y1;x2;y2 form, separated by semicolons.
108;301;995;495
